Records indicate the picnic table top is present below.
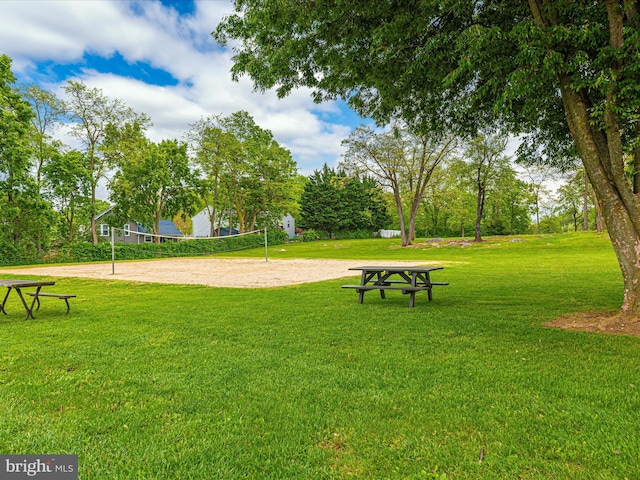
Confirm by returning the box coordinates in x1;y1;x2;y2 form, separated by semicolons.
0;279;56;288
348;265;444;273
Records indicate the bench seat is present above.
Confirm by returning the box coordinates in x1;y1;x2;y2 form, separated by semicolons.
342;284;434;307
368;280;450;287
341;284;430;292
26;292;76;314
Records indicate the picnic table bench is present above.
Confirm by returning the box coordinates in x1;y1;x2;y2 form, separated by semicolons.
342;265;447;307
26;292;76;314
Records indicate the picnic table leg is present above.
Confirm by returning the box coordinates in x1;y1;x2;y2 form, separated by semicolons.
358;272;367;304
409;272;422;306
415;271;434;301
27;287;44;318
377;272;385;299
425;273;433;301
1;287;11;315
13;287;37;320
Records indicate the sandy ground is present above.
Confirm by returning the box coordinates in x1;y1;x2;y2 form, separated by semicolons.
0;258;429;288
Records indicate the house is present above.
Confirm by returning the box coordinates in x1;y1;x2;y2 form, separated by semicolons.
281;213;295;239
95;207;184;243
191;207;293;238
136;221;184;242
191;208;239;237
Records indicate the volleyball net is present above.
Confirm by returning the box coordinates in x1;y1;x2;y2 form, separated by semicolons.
108;227;269;270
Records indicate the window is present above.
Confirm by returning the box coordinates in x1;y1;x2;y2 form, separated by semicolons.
99;224;110;236
123;224;130;236
144;235;152;243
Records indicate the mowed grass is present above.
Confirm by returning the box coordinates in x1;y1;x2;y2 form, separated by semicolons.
1;232;638;479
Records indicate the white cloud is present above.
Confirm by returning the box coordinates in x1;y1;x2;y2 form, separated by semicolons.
2;0;360;177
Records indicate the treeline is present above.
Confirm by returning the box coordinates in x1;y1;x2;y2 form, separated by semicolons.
299;128;598;244
1;54;298;265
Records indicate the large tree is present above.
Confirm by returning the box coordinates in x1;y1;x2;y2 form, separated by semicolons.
0;54;40;261
299;164;390;237
215;1;640;316
42;148;92;243
106;122;197;240
461;134;511;242
186;116;237;236
218;111;298;233
299;164;344;237
64;81;144;244
341;123;456;246
22;85;65;254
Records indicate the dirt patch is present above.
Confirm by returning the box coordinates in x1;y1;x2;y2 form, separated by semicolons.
545;311;640;338
0;258;432;289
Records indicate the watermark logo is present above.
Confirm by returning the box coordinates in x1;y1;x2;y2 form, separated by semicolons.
0;455;77;479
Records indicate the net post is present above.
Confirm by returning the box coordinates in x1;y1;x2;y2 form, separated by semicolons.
264;227;268;262
111;227;115;274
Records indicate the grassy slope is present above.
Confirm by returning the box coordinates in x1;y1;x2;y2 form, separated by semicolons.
0;233;638;479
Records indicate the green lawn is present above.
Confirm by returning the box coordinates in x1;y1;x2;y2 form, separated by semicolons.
1;233;638;479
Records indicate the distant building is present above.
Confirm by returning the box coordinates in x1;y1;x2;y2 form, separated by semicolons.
95;207;184;243
379;229;402;238
192;207;295;239
281;213;295;239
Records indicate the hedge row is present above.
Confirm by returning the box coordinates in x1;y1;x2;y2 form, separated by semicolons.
1;230;289;266
298;229;375;241
67;230;288;262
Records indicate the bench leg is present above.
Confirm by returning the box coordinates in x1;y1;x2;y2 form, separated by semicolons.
63;298;71;314
358;289;365;304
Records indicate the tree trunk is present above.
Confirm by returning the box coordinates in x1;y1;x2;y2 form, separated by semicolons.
68;214;74;243
474;187;484;242
535;196;541;234
595;202;605;233
90;192;98;245
408;195;422;243
583;171;589;231
394;188;409;246
154;210;161;244
597;194;640;315
560;80;640;315
209;210;216;237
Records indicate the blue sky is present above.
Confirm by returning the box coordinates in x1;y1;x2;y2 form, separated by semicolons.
2;0;369;177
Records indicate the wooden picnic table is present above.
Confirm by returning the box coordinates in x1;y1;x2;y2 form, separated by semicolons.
0;280;56;320
342;266;447;307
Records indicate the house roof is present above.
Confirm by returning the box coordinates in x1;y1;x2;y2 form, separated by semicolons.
137;220;184;236
217;227;239;236
94;206;115;221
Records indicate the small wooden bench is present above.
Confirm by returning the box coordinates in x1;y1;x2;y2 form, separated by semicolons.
26;292;76;314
